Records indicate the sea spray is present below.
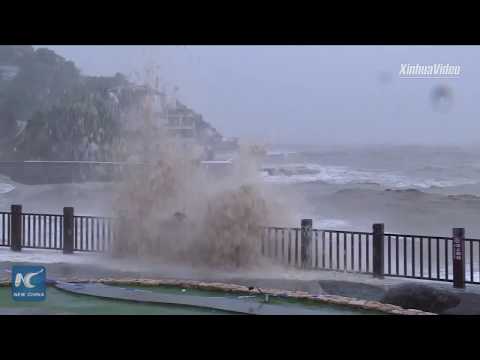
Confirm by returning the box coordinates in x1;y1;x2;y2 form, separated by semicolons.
110;71;294;268
112;138;293;268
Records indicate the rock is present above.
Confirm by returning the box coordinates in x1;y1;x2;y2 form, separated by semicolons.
382;283;460;313
319;280;385;301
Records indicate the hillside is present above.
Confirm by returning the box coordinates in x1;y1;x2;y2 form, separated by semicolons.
0;46;223;162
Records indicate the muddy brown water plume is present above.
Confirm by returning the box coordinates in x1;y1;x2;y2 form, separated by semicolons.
111;135;294;269
107;66;296;269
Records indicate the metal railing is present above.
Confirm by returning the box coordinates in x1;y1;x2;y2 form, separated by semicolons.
1;204;479;288
21;213;64;250
260;223;480;287
0;205;115;254
73;215;114;252
261;227;373;274
0;212;10;247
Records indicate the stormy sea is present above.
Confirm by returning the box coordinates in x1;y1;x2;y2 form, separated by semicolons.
261;144;480;238
2;144;480;238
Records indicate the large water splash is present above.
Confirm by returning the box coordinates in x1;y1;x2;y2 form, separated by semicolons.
110;70;294;269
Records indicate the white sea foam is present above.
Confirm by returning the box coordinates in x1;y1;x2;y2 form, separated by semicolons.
266;151;298;157
261;163;478;189
0;183;15;194
316;219;350;229
288;213;351;230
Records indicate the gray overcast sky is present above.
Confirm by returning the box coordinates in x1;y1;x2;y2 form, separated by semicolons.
41;46;480;146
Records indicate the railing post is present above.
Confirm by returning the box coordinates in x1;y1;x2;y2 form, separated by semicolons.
260;228;265;256
301;219;313;269
452;227;465;289
372;223;384;278
10;204;22;252
63;207;74;254
112;210;128;257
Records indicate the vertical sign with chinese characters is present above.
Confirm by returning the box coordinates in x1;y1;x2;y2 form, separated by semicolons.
452;228;465;289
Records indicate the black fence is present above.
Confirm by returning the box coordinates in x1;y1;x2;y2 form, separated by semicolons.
261;223;480;288
261;228;374;274
73;215;114;252
0;212;10;248
1;204;479;288
0;205;114;253
21;213;64;250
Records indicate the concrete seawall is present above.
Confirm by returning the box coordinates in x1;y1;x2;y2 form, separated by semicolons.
0;161;232;185
0;161;124;184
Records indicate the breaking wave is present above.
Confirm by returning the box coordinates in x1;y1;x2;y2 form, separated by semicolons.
260;163;479;189
0;183;15;194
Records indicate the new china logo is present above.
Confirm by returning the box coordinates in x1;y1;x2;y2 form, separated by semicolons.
11;266;46;301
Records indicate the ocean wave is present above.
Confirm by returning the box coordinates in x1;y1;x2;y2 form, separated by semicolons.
266;151;298;156
0;183;15;194
260;163;479;189
316;218;350;229
289;215;350;230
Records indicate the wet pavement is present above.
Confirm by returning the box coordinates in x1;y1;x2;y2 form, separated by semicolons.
1;252;480;314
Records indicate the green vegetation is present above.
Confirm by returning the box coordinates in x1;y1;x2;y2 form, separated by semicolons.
0;46;222;162
0;46;134;161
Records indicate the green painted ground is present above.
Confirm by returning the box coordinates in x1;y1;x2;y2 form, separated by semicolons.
112;285;384;315
0;287;232;315
0;285;384;315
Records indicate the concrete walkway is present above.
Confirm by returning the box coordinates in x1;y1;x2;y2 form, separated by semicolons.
0;248;479;314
